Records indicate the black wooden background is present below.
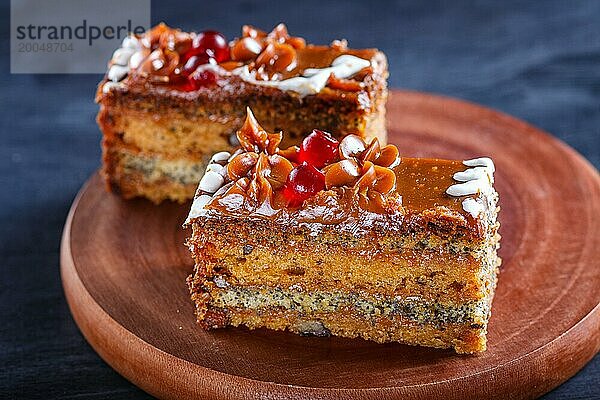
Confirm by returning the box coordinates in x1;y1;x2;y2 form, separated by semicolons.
1;0;598;398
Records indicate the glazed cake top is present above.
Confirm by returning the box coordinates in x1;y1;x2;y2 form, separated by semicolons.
97;23;386;100
186;109;497;239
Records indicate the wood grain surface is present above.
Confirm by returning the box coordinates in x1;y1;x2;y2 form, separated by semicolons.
60;90;600;400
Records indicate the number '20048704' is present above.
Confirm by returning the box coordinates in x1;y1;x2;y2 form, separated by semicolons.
18;42;74;52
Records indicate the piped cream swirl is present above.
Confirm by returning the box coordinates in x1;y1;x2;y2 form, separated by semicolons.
446;157;496;218
185;151;231;224
234;55;370;97
103;35;142;92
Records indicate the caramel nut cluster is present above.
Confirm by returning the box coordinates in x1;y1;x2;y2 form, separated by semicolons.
214;108;290;207
322;134;401;213
231;37;263;61
230;23;306;79
235;108;282;154
132;24;190;82
200;109;401;216
328;134;400;194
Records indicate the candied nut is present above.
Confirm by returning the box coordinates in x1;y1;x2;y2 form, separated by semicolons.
248;174;272;204
372;165;396;194
254;152;269;175
235;108;282;154
268;23;290;42
339;134;367;159
277;146;300;163
266;132;283;155
266;154;294;190
266;23;305;49
228;148;244;162
138;49;179;77
324;159;361;189
361;139;381;162
237;108;269;152
247;154;273;203
174;33;193;54
159;30;192;54
142;23;169;48
242;25;267;39
227;152;259;180
286;36;306;50
355;161;377;191
353;161;396;195
375;145;400;167
137;50;159;74
161;49;180;76
255;42;297;74
231;37;263;61
271;189;289;209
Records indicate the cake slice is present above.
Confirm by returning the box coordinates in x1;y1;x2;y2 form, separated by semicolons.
185;110;500;354
96;23;388;203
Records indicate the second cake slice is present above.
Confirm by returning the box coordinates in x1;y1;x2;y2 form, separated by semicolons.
185;110;500;354
96;23;388;203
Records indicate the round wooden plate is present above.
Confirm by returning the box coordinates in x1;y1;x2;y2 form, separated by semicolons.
61;90;600;400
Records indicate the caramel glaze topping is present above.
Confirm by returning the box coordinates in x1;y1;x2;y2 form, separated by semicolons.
230;24;375;82
197;109;483;238
203;109;398;213
121;23;375;91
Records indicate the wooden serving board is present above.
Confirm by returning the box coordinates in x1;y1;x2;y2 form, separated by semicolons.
61;90;600;400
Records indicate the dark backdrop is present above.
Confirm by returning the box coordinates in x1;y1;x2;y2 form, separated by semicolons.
1;1;598;398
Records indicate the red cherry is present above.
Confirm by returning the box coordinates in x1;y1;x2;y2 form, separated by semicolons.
178;69;218;91
185;30;230;63
176;79;197;92
167;72;188;86
190;69;218;87
181;54;210;76
282;162;325;207
298;129;339;168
